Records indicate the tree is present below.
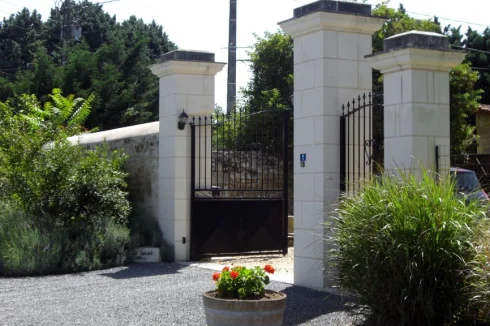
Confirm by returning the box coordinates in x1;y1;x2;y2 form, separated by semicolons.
0;2;177;131
242;32;293;112
449;64;483;153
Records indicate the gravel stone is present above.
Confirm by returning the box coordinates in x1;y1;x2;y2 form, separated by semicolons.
0;263;363;325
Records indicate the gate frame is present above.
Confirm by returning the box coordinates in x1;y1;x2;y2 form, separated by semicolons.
189;109;290;260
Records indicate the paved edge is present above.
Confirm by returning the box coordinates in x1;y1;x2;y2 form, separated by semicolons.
177;261;294;285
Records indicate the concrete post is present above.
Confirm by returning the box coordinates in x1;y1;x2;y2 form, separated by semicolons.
279;0;385;290
368;31;466;177
150;50;225;261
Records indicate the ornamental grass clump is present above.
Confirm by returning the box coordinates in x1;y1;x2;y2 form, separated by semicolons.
212;265;275;299
330;169;490;325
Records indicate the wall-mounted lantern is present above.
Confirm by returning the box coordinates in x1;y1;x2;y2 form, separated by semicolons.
178;109;189;130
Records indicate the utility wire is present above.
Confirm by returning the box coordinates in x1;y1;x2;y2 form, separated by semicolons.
406;11;489;29
451;44;490;56
0;0;24;8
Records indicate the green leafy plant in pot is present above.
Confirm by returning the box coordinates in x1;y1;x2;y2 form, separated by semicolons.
202;265;286;326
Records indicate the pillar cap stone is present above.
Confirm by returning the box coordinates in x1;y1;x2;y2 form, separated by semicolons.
149;50;226;78
159;49;216;63
279;1;386;37
293;0;371;18
366;47;466;74
384;31;450;52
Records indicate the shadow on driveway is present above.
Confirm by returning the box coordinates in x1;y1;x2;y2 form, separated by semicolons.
99;263;186;280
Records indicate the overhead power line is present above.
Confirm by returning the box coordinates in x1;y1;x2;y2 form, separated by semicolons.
451;44;490;56
406;11;489;29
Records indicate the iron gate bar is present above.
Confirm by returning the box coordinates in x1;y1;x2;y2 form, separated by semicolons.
282;109;289;254
190;109;290;259
340;92;379;194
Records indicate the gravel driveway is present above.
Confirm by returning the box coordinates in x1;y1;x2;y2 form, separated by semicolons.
0;263;362;325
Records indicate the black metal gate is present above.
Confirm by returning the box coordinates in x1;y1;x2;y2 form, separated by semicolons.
190;109;290;260
340;92;383;193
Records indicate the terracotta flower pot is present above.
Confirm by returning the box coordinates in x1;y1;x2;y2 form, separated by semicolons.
202;290;287;326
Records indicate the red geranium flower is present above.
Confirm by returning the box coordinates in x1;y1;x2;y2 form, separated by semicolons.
230;271;239;279
213;272;221;281
264;264;275;274
222;266;230;272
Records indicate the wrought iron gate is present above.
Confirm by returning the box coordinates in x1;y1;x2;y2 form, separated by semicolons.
190;109;290;260
340;92;383;193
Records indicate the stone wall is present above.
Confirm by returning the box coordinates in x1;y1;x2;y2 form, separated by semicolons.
477;112;490;154
68;122;160;245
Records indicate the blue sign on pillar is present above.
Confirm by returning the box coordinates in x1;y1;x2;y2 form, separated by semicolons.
300;153;306;167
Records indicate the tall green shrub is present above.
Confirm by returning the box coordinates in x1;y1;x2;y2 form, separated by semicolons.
329;171;490;325
0;201;63;276
0;89;131;276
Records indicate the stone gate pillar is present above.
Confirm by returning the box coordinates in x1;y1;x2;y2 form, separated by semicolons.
368;31;465;177
279;1;385;290
150;50;225;261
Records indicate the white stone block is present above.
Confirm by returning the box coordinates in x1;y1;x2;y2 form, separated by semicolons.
358;34;373;60
318;58;359;89
175;220;191;240
295;228;324;260
411;104;450;137
294;91;303;117
186;95;215;116
384;136;415;170
294;61;316;91
174;241;190;262
322;30;339;59
203;76;215;96
294;201;303;229
294;173;316;201
295;118;315;146
160;136;189;158
301;88;324;117
383;104;398;138
159;75;176;97
161;94;187;116
175;74;204;96
337;32;358;60
323;144;340;173
302;201;325;229
358;61;373;90
411;70;429;103
315;115;339;145
434;72;450;104
158;218;175;242
160;177;189;200
427;71;435;103
294;37;303;64
301;30;326;62
384;73;402;106
294;256;325;290
160;157;189;178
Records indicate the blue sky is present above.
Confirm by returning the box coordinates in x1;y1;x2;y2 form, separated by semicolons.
1;0;488;109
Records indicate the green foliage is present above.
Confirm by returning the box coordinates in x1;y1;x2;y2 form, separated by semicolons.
0;3;177;131
0;201;63;276
242;31;293;112
330;170;490;325
0;90;131;276
213;265;275;299
372;3;441;53
450;64;484;154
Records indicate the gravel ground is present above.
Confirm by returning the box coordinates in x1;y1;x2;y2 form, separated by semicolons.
0;263;364;326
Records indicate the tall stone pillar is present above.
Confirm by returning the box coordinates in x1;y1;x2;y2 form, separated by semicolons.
150;50;225;261
368;31;465;177
279;0;386;290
